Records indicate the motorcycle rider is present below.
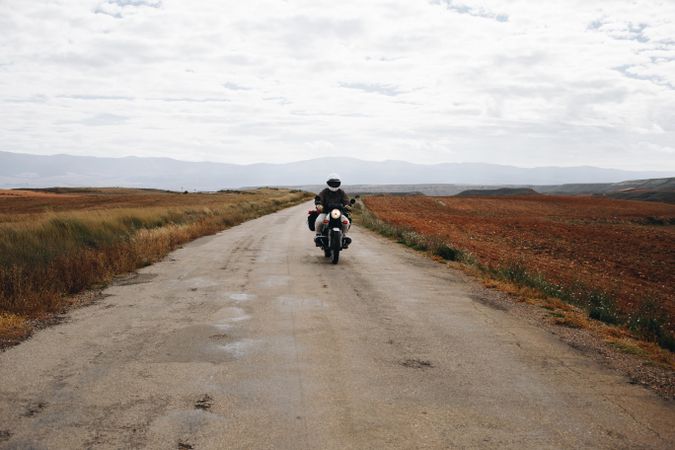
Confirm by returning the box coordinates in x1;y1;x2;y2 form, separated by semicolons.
314;173;351;246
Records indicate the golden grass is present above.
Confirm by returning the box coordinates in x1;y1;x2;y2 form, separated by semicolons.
0;188;311;345
552;314;586;329
607;338;648;356
0;313;31;344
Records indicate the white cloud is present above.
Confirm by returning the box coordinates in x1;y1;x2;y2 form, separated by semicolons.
434;0;509;23
0;0;674;170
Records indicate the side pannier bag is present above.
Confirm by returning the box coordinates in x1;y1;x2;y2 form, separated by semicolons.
307;210;319;231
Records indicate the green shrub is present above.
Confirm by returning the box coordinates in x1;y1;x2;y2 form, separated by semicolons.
434;244;461;261
587;291;621;325
628;299;675;351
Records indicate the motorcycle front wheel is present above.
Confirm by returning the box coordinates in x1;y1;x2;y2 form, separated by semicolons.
330;229;342;264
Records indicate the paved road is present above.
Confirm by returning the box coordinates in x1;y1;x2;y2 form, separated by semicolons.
1;202;673;449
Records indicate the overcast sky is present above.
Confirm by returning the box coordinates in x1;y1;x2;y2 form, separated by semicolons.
1;0;674;169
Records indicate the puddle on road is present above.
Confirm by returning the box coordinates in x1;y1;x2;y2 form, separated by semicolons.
151;325;236;363
149;291;261;364
217;339;258;358
213;306;250;322
226;314;251;323
150;322;258;364
213;322;233;332
212;306;251;332
229;293;255;302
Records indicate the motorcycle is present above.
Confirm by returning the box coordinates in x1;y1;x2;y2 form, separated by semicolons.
308;198;355;264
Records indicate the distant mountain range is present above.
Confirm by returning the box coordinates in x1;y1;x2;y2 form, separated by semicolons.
1;151;673;191
298;178;673;202
538;177;675;203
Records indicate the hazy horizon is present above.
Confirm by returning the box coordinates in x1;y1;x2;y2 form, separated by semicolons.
2;150;672;191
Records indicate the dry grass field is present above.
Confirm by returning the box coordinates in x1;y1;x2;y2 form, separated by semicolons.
0;188;311;346
362;195;675;351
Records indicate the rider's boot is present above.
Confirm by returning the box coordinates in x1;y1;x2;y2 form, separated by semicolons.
314;234;323;247
342;236;352;249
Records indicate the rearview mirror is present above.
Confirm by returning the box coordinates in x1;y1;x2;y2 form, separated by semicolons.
350;198;356;205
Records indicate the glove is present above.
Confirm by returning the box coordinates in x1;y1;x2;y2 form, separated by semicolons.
316;204;324;212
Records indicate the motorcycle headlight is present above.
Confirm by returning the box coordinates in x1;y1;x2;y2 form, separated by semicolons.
330;209;341;219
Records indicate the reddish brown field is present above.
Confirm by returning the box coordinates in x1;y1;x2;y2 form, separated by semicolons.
364;195;675;327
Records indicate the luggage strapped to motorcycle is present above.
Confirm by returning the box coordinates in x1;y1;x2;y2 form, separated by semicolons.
307;210;319;231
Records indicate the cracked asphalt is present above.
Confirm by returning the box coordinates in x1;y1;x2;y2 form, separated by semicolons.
0;202;673;449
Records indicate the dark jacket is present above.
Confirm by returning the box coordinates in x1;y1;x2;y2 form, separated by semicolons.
316;188;349;209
